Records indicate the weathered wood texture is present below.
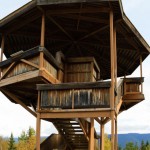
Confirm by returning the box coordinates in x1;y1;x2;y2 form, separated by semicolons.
0;46;59;81
39;82;110;109
65;57;100;82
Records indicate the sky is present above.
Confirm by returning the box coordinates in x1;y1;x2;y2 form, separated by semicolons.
0;0;150;137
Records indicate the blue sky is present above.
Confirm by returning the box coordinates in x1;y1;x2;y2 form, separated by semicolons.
0;0;150;137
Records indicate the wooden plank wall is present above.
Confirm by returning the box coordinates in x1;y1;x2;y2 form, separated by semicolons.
41;88;110;109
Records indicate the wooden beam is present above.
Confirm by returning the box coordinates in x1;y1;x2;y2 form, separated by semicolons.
0;62;16;80
115;117;118;150
100;117;104;150
21;59;39;69
40;110;111;118
78;118;89;141
116;99;123;114
0;70;39;87
110;9;115;150
0;34;5;78
1;89;37;117
102;117;111;125
94;117;101;125
140;55;143;93
46;16;74;41
79;25;109;41
46;7;110;15
40;13;45;47
36;113;41;150
88;118;94;150
0;34;5;62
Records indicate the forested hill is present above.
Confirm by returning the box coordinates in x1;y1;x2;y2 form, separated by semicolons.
117;133;150;148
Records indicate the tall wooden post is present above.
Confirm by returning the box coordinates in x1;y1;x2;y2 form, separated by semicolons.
100;118;104;150
88;118;94;150
40;13;45;47
140;55;143;93
36;91;41;150
0;34;5;78
115;116;118;150
110;9;115;150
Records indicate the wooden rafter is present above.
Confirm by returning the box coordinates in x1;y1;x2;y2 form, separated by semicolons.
46;7;110;15
46;16;74;41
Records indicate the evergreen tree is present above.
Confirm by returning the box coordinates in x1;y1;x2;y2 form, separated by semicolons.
18;131;27;141
124;142;138;150
8;133;16;150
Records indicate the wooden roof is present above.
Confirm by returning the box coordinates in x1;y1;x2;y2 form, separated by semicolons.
0;0;149;79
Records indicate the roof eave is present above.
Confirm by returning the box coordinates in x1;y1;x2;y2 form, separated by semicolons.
123;15;150;53
0;1;36;28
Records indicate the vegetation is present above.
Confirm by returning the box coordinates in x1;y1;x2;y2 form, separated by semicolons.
0;127;36;150
8;133;16;150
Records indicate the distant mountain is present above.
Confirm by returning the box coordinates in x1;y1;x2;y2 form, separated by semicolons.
117;133;150;148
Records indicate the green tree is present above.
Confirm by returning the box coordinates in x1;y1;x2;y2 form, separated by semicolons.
8;133;16;150
18;131;27;141
16;127;36;150
124;142;138;150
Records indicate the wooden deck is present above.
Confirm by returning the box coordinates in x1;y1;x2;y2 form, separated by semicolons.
37;77;144;113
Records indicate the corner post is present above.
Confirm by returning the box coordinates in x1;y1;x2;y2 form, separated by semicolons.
115;116;118;150
36;91;41;150
40;12;45;70
100;118;104;150
88;118;94;150
140;55;143;93
110;9;115;150
0;34;5;78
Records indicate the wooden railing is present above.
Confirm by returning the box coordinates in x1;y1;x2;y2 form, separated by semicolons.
0;46;62;84
116;77;144;108
37;81;111;110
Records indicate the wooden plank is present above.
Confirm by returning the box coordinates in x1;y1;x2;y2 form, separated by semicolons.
78;118;89;141
115;117;118;150
45;6;110;14
40;13;45;47
40;110;111;118
110;9;115;150
0;46;40;68
1;62;16;79
36;113;41;150
1;89;37;117
123;77;144;83
100;118;104;150
0;34;5;78
39;69;60;84
88;118;94;150
140;56;143;93
37;81;111;90
21;59;39;69
0;70;39;87
123;94;144;100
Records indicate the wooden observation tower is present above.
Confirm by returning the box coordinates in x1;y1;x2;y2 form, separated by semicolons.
0;0;150;149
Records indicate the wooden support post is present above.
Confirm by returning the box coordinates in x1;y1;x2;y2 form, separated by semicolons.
115;116;118;150
0;34;5;78
88;118;94;150
100;118;104;150
140;55;143;93
110;9;115;150
36;113;41;150
40;13;45;47
36;91;41;150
